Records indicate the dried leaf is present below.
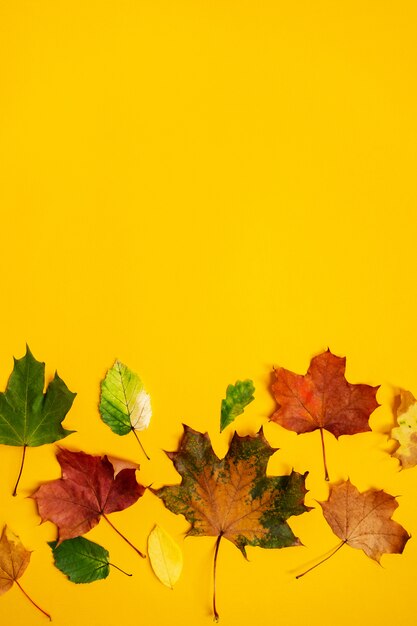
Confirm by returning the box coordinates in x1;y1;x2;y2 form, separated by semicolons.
320;480;409;562
0;527;30;596
32;449;145;556
148;525;183;588
391;389;417;468
271;349;380;479
0;526;50;619
220;379;255;432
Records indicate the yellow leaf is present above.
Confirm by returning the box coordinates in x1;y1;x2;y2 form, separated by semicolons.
391;389;417;468
148;525;183;589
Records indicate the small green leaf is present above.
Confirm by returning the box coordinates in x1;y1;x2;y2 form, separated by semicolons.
100;361;152;436
220;380;255;432
49;537;110;583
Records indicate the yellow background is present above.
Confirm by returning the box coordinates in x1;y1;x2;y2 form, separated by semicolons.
0;1;417;624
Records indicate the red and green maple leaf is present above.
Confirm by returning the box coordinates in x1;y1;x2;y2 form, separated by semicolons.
271;349;380;480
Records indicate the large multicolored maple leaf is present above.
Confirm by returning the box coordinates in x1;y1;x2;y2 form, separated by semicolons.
271;349;380;480
154;425;309;620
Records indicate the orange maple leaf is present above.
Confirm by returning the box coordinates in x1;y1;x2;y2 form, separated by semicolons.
271;349;380;479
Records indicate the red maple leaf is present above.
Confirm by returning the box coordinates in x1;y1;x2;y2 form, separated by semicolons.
271;349;380;479
32;448;145;557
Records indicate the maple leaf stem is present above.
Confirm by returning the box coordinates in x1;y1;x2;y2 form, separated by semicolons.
295;540;346;579
109;562;133;577
212;533;223;623
103;514;146;558
12;444;27;497
15;580;51;621
131;428;150;461
319;428;329;481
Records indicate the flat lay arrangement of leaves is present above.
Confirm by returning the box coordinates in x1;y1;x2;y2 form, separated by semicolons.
0;346;415;621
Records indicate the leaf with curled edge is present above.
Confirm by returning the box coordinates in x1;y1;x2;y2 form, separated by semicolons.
271;349;380;480
296;480;409;579
153;425;309;620
32;449;146;558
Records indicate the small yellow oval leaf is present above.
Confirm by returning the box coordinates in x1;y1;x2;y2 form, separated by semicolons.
148;525;183;589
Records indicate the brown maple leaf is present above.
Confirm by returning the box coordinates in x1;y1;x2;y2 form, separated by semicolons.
32;448;146;557
154;425;309;620
271;349;380;480
0;526;50;620
297;480;409;578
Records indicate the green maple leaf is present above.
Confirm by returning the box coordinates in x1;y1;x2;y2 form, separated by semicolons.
0;346;76;495
49;537;131;584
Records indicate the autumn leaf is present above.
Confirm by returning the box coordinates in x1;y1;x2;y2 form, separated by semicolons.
220;379;255;432
0;346;76;495
0;526;51;620
296;480;409;578
271;349;380;480
100;360;152;460
32;448;146;557
153;425;308;620
391;389;417;468
148;525;183;589
49;536;132;583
